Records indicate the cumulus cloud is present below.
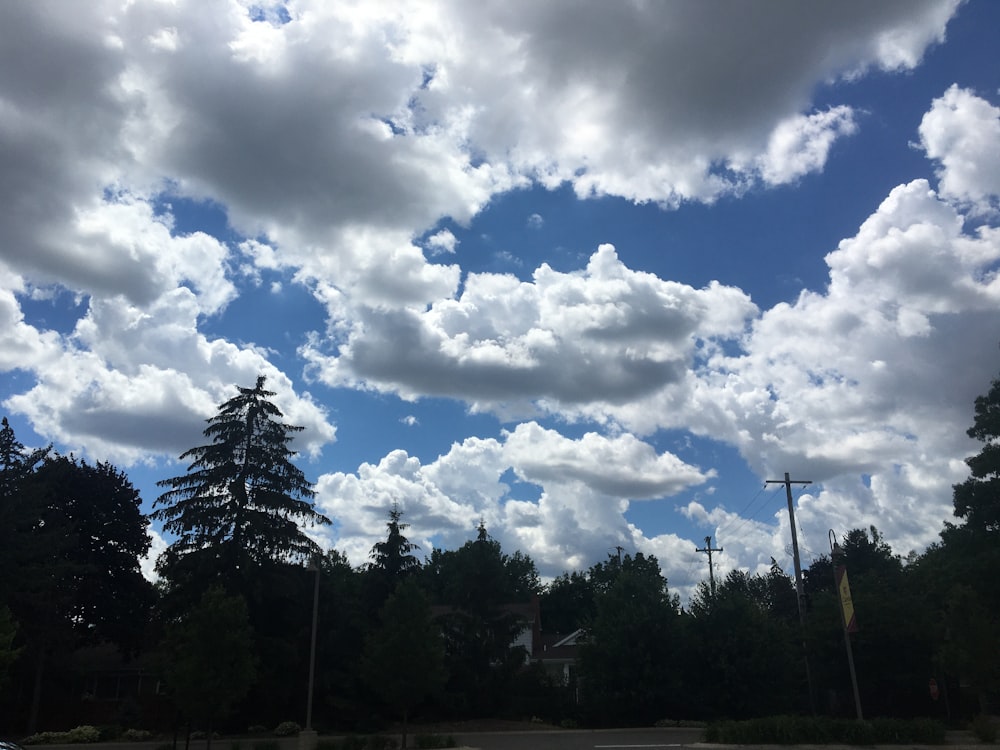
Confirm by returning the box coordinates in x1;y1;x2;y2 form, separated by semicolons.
303;244;757;413
315;422;711;580
1;283;336;463
0;0;988;593
918;85;1000;213
425;229;459;256
753;107;859;186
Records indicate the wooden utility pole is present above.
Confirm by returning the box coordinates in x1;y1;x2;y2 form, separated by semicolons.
766;473;812;615
767;472;815;714
695;535;723;595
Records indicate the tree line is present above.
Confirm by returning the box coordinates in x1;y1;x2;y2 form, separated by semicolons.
1;374;998;739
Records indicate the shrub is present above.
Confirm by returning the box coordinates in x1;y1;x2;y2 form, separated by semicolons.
248;725;268;734
414;734;457;748
704;716;945;745
971;715;997;744
123;729;154;741
97;725;122;741
273;721;301;737
67;726;102;743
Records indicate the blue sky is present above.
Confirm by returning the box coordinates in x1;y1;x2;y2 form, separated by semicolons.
2;0;999;600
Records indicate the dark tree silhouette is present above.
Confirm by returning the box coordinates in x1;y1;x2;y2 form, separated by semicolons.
154;376;329;589
361;579;445;748
162;586;257;746
369;502;421;578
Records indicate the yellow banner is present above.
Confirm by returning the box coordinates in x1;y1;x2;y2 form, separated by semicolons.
836;565;858;632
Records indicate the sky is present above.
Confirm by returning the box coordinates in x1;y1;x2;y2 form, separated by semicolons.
2;0;999;602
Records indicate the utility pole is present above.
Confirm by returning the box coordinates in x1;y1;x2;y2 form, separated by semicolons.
695;535;723;595
767;471;815;714
766;472;812;616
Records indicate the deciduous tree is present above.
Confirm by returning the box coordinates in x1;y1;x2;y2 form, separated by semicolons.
361;580;445;748
162;586;257;744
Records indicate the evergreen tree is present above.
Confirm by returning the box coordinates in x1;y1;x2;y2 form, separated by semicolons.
153;376;329;590
369;502;421;577
0;418;49;604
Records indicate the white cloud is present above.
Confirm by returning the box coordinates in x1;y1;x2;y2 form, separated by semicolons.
302;244;757;412
918;85;1000;213
527;213;544;229
753;107;859;186
2;284;336;463
425;228;459;255
0;0;987;593
315;422;709;579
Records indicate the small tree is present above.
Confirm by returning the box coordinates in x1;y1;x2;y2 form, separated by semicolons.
361;579;445;748
369;502;421;578
162;586;257;745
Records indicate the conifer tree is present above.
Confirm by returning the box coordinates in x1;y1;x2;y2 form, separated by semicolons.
369;502;421;577
154;376;329;582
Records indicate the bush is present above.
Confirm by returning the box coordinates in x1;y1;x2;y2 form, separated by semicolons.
67;726;102;743
21;726;104;745
414;735;457;748
273;721;301;737
971;715;997;744
123;729;155;741
704;716;946;745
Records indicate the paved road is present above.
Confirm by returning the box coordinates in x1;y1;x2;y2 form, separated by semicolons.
450;726;704;750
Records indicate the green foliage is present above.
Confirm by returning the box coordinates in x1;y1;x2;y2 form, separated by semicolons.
162;586;258;727
3;451;154;658
685;569;804;718
578;552;682;725
21;725;102;744
361;579;445;741
953;375;1000;533
273;721;301;736
704;716;945;745
420;525;540;716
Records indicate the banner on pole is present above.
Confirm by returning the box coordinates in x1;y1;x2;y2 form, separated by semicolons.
835;564;858;633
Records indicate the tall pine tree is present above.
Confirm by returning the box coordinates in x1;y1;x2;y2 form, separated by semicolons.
154;377;329;590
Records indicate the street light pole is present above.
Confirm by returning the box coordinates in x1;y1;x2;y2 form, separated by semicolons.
300;556;321;750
